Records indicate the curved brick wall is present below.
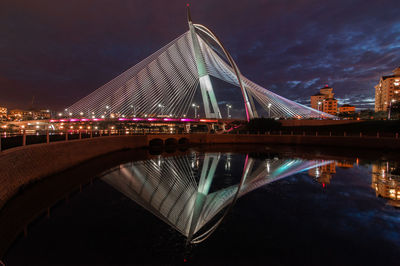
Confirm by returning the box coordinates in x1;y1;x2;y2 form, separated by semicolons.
0;136;147;209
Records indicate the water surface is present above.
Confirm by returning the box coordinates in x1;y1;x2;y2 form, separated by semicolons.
2;145;400;265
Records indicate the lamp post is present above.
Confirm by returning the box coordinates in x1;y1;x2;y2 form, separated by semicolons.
268;103;272;118
318;101;322;119
388;99;396;120
226;104;232;118
130;105;136;117
106;105;110;118
192;103;199;118
158;104;165;116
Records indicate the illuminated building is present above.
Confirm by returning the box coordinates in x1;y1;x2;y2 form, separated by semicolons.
371;162;400;207
338;104;356;114
8;109;51;121
0;106;7;120
374;67;400;112
308;161;337;184
336;161;354;168
311;85;338;116
308;161;354;185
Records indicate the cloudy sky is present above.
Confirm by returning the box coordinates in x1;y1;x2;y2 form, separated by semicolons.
1;0;399;111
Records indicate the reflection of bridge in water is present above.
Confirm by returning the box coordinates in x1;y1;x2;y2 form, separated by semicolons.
102;153;331;243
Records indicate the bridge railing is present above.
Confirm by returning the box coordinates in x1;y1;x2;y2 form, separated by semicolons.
1;129;399;152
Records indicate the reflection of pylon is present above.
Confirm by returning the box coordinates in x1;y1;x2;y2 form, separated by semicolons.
102;154;332;244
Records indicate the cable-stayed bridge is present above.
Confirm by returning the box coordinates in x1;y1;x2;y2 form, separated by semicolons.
66;7;333;121
102;153;331;244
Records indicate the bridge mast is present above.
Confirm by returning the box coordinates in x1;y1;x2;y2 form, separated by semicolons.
187;5;221;119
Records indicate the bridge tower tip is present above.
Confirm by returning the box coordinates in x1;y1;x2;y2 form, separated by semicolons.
187;4;192;23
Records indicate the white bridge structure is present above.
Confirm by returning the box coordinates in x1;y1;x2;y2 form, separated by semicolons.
67;7;333;121
102;153;330;244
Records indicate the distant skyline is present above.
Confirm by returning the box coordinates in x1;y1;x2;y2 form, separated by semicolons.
0;0;399;111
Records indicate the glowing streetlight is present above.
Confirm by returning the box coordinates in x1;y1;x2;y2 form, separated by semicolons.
268;103;272;118
192;103;199;118
158;104;165;115
318;101;322;119
226;104;232;118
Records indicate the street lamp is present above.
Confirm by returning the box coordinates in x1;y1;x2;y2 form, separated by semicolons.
226;104;232;118
192;103;199;118
318;101;322;119
158;104;164;115
267;103;272;118
130;105;136;117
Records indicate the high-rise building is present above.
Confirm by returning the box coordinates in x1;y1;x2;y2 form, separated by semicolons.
310;85;338;115
0;106;7;120
375;67;400;112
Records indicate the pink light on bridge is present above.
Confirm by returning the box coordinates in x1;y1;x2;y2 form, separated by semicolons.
200;119;218;123
163;118;180;122
80;118;89;122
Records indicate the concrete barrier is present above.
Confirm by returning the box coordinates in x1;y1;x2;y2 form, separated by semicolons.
0;135;147;210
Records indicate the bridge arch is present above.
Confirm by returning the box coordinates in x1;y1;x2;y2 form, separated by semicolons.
178;137;189;145
149;138;163;146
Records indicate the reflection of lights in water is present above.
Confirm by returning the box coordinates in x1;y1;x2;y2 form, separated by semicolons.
225;154;231;171
102;154;331;244
315;167;320;178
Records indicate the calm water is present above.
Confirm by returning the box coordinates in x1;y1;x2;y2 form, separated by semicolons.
2;145;400;265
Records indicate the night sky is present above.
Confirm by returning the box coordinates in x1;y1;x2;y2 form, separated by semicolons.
1;0;399;111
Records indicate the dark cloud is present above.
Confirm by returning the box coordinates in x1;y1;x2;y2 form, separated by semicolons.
0;0;399;110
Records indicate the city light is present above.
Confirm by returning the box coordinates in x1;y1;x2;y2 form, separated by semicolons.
268;103;272;118
192;103;199;118
226;104;232;118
